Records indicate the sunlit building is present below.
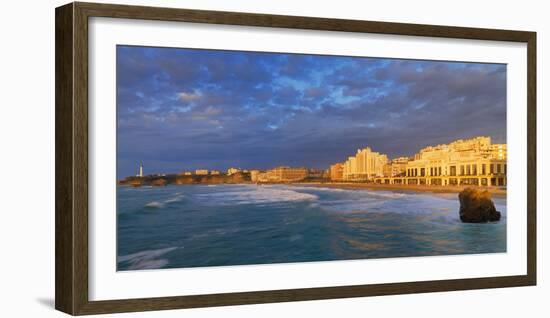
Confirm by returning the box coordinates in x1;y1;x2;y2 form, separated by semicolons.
308;169;327;179
330;163;344;181
343;157;356;180
271;166;308;182
227;167;241;175
383;157;409;178
256;166;308;183
195;169;209;175
375;136;507;186
250;170;261;182
343;147;388;181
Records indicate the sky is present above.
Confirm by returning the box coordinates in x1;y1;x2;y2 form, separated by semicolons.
117;45;506;178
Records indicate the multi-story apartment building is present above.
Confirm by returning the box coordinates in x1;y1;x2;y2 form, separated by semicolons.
256;166;308;183
330;163;344;181
343;157;356;180
383;157;409;178
343;147;388;181
308;169;327;179
270;166;308;182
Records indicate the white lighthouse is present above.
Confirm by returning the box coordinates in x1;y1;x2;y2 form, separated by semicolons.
138;162;144;177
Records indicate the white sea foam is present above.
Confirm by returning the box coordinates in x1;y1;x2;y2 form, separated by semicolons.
322;200;386;213
195;185;318;205
318;190;456;215
118;247;178;270
165;194;185;204
368;191;408;199
145;193;185;208
289;186;347;193
191;184;484;219
288;186;412;203
145;201;165;208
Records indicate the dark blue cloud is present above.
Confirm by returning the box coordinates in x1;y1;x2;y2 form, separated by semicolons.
117;45;506;178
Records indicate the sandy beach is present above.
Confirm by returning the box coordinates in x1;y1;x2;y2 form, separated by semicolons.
291;182;507;197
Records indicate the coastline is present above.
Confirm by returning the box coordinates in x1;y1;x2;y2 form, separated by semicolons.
288;182;507;198
120;180;507;198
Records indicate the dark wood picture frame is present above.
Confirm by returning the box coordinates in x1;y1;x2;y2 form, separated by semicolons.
55;2;537;315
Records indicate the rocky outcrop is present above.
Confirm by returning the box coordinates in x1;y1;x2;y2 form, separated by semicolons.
119;177;143;187
120;172;252;187
174;175;195;185
224;172;248;183
458;188;501;223
151;178;167;186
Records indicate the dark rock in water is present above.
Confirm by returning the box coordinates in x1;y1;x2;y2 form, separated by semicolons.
458;188;501;223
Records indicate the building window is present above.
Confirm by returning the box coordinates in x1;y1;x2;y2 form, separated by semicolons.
497;164;501;174
430;167;433;176
504;164;507;174
482;164;486;175
466;165;471;175
460;165;464;176
421;168;425;177
490;164;494;174
438;167;442;176
472;165;477;175
450;166;456;176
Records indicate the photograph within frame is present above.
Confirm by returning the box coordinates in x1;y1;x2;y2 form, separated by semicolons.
116;45;508;271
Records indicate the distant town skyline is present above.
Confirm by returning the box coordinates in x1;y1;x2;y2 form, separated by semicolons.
117;45;506;178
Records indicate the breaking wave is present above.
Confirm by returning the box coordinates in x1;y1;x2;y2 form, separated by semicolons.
195;185;318;205
145;193;185;208
145;201;164;208
165;193;185;204
305;188;457;216
118;247;178;270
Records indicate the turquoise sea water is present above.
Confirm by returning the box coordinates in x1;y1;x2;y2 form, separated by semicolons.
117;184;506;271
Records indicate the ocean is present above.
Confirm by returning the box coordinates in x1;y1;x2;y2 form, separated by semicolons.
117;184;506;271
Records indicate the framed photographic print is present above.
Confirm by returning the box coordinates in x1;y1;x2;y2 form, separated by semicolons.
55;2;536;315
